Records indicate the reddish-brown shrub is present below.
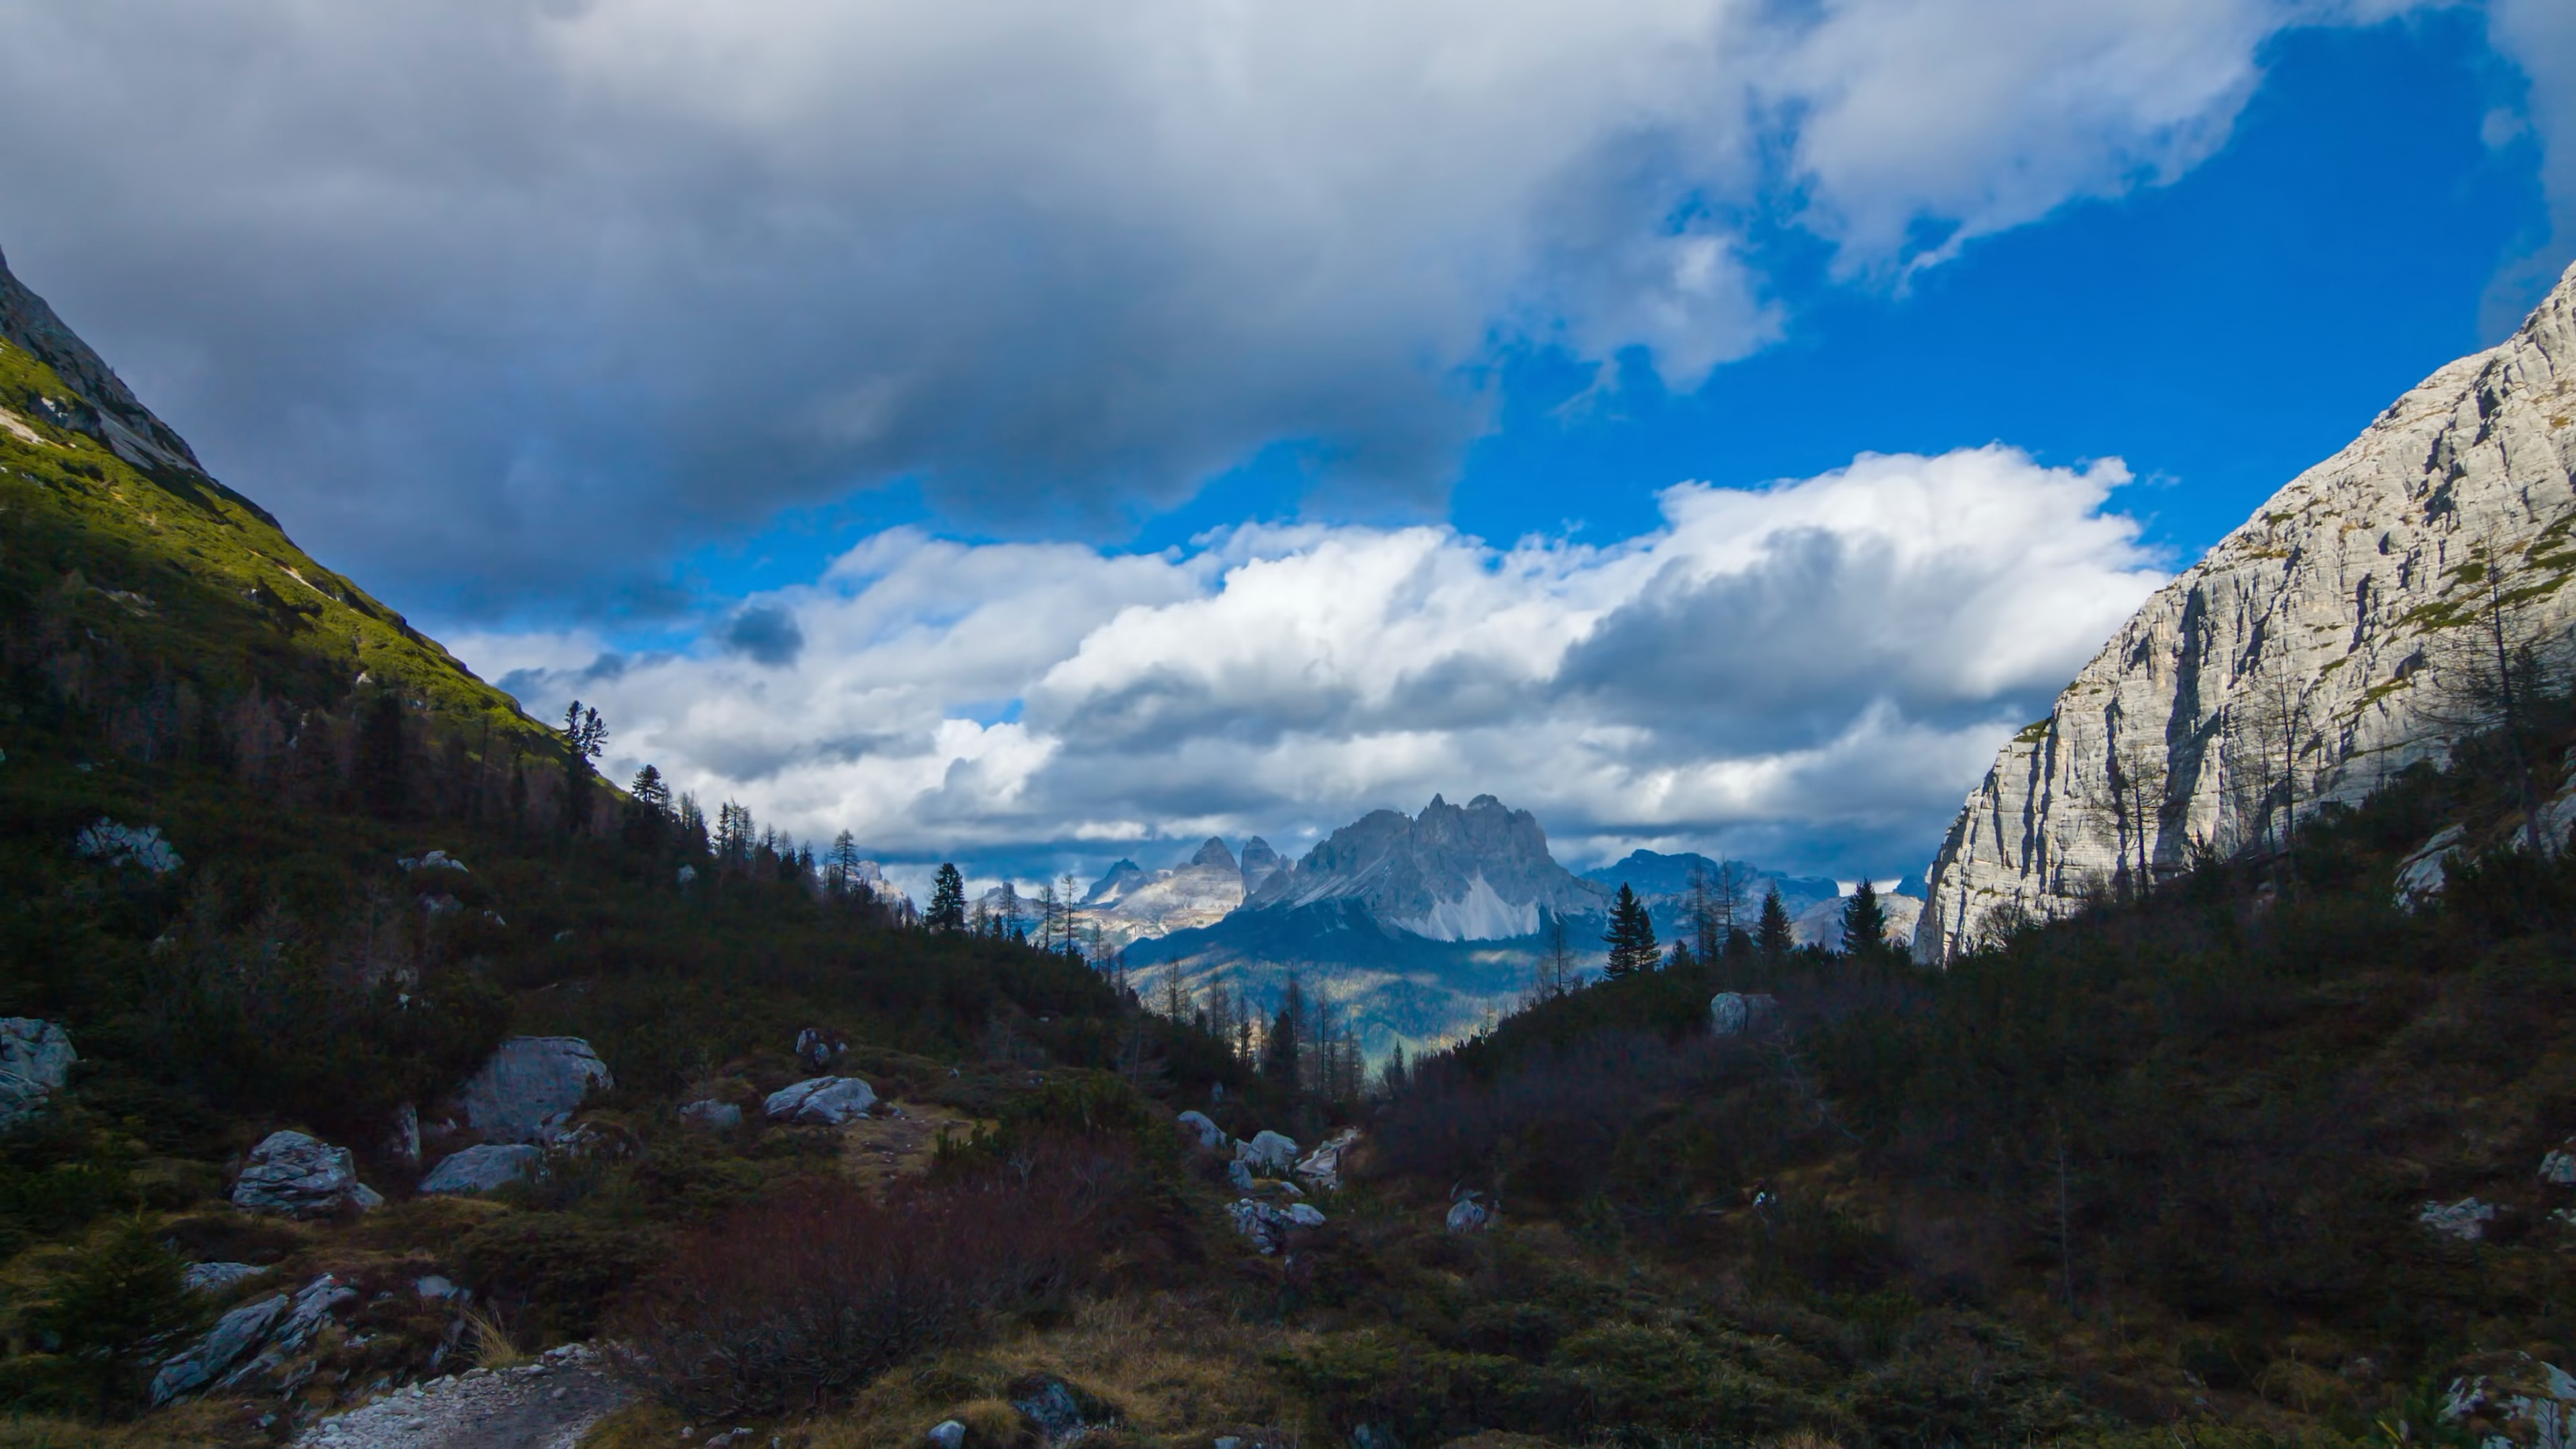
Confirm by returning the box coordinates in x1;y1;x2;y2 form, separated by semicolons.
612;1141;1140;1417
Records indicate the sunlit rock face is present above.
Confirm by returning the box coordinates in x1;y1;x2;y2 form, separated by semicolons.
1247;794;1605;942
1083;837;1254;945
1919;260;2576;963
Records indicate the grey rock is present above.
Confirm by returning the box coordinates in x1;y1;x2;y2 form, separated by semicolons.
1236;1129;1297;1175
419;1143;543;1195
1176;1110;1227;1152
679;1098;743;1130
152;1291;287;1404
764;1075;876;1124
1446;1189;1492;1234
1293;1128;1359;1191
0;1017;75;1129
1919;260;2576;962
1285;1202;1328;1228
2543;1144;2576;1187
1228;1158;1256;1191
794;1027;848;1070
182;1261;269;1295
1011;1375;1102;1445
2420;1197;2499;1242
232;1130;376;1218
458;1037;612;1144
928;1421;967;1449
223;1274;356;1389
414;1275;466;1302
1228;1198;1299;1255
2395;826;2469;907
386;1101;421;1168
1709;992;1780;1037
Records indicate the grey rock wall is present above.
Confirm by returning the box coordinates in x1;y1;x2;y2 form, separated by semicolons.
1918;260;2576;962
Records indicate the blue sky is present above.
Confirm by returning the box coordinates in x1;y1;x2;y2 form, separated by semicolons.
0;1;2568;892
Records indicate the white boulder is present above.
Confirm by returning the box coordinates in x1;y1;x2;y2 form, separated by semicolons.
457;1036;612;1144
2396;826;2469;908
231;1131;378;1218
679;1098;743;1130
1294;1128;1359;1191
2542;1144;2576;1186
151;1291;287;1404
1228;1198;1313;1255
0;1017;75;1128
1236;1130;1297;1175
419;1143;543;1195
182;1262;269;1295
1709;992;1781;1037
1446;1189;1493;1234
765;1075;877;1124
1176;1110;1228;1152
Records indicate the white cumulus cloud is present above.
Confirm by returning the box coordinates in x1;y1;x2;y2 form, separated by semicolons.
460;445;2165;878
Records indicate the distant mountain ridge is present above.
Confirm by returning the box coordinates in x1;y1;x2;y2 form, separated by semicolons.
1246;794;1605;941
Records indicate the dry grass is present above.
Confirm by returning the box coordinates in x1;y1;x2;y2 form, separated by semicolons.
460;1304;529;1371
836;1104;989;1195
0;1398;271;1448
794;1293;1316;1449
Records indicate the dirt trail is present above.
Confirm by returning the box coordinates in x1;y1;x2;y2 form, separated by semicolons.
293;1344;635;1449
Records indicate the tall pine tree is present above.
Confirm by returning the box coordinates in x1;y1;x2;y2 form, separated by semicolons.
927;863;967;932
1601;883;1658;979
1756;886;1794;961
1840;879;1888;957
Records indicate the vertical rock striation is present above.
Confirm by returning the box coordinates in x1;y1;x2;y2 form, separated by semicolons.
1918;261;2576;962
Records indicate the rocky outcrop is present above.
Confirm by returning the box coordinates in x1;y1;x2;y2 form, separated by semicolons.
457;1036;611;1144
1919;260;2576;962
152;1272;357;1405
0;1017;74;1129
679;1098;743;1130
1081;837;1256;945
232;1131;381;1218
0;243;206;476
419;1143;543;1195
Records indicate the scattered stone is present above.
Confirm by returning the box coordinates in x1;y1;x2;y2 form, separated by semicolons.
2441;1353;2576;1445
1228;1159;1256;1192
1709;991;1780;1037
928;1419;967;1449
396;849;470;873
765;1075;876;1124
1230;1198;1316;1255
183;1261;270;1295
2542;1144;2576;1187
224;1274;358;1389
75;818;181;873
2421;1197;2499;1242
457;1036;612;1144
415;1275;467;1303
1176;1110;1228;1153
1294;1128;1359;1191
386;1102;421;1168
0;1016;75;1128
233;1131;380;1218
419;1143;543;1195
679;1098;743;1130
1010;1374;1113;1445
1285;1202;1328;1228
1447;1188;1493;1235
794;1026;849;1070
151;1291;288;1404
1236;1129;1297;1175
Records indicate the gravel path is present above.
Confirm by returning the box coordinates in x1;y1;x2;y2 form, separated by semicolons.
293;1344;636;1449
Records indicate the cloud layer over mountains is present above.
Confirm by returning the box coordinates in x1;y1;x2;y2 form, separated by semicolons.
0;0;2517;608
464;445;2165;877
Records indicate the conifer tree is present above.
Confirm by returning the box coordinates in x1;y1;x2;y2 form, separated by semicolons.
1601;883;1658;979
1840;879;1888;957
559;700;607;835
1757;886;1794;961
1264;975;1307;1092
927;863;967;932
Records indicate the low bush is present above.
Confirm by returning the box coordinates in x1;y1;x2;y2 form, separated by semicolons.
612;1139;1144;1418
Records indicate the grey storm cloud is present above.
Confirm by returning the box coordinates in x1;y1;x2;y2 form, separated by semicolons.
724;605;806;667
0;0;2514;615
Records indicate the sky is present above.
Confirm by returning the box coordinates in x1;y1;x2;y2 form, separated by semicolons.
0;0;2569;896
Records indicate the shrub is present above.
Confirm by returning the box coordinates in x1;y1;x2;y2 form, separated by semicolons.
453;1215;663;1340
612;1140;1141;1418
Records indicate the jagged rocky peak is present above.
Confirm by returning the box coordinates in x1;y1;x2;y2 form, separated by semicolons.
1240;836;1284;892
1185;836;1237;871
1250;792;1606;941
1918;258;2576;963
1084;859;1150;905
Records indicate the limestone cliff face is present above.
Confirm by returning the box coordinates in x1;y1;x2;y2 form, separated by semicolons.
1917;261;2576;962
